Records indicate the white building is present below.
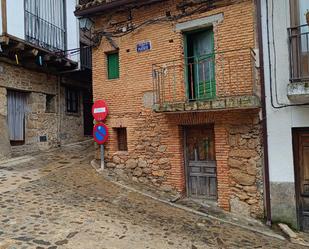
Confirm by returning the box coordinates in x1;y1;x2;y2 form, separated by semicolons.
261;0;309;230
0;0;93;157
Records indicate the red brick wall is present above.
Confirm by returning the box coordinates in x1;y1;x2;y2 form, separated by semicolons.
92;0;263;217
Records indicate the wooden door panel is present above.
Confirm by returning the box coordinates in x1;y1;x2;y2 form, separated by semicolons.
7;91;27;142
186;126;217;199
294;130;309;231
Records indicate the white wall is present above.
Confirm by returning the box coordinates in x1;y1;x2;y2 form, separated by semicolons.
262;0;309;183
66;0;80;63
6;0;25;39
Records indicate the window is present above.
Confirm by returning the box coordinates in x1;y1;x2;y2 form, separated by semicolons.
25;0;65;51
107;52;119;79
66;88;79;113
115;128;128;151
46;94;56;113
289;0;309;81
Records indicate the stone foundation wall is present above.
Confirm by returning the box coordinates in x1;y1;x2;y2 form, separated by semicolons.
0;62;86;156
99;110;264;218
228;124;264;218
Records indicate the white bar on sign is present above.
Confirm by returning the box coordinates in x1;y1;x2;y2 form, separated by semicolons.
94;107;106;113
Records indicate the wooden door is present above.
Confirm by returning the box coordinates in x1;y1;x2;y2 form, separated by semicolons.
7;91;27;144
185;125;217;199
185;29;215;101
293;129;309;231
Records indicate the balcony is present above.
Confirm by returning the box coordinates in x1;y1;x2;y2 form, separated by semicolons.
25;11;65;52
152;48;260;113
288;24;309;102
80;46;92;70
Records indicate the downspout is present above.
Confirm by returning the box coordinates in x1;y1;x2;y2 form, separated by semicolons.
256;0;272;226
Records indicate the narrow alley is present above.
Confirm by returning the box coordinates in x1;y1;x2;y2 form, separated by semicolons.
0;143;304;249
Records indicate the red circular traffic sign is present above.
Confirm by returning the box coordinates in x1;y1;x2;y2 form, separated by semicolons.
93;123;109;145
92;100;108;121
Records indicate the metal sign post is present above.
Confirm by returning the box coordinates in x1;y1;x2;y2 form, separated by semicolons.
100;144;105;170
92;100;109;171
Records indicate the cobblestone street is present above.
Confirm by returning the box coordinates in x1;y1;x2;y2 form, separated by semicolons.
0;143;305;249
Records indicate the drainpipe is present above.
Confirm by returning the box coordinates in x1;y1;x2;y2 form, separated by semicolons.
256;0;272;226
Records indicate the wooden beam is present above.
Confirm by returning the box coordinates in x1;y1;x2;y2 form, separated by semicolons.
1;0;7;34
24;48;39;57
0;35;9;44
10;42;25;51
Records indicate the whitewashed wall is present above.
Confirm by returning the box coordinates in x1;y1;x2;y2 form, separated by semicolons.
261;0;309;227
7;0;25;39
66;0;80;63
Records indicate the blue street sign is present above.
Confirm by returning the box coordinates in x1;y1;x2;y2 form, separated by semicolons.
93;123;109;145
137;41;152;53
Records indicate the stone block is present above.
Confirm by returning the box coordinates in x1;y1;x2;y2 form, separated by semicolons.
231;169;255;186
126;159;137;169
133;167;143;177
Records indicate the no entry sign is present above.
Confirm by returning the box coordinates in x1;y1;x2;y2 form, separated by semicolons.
93;123;109;145
92;100;108;121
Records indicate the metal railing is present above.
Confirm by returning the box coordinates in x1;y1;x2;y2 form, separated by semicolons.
288;24;309;82
152;48;258;106
80;46;92;69
25;11;66;52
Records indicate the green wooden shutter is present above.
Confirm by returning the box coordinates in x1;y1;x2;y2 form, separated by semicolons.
107;53;119;79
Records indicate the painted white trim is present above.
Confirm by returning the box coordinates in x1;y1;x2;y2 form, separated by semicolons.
175;13;224;31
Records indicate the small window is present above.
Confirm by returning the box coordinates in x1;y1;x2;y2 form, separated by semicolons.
66;88;79;113
115;128;128;151
107;52;119;79
46;94;56;113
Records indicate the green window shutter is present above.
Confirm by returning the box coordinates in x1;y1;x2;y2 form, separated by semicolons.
107;53;119;79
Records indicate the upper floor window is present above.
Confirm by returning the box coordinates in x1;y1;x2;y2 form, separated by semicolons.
25;0;65;51
107;52;119;80
289;0;309;81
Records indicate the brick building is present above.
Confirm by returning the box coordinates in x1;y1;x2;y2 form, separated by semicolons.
0;0;93;158
76;0;264;218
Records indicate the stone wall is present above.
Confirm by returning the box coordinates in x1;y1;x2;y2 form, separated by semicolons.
0;87;11;159
228;123;264;218
0;62;87;156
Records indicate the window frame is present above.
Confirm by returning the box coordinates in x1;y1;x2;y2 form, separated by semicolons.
107;51;120;80
65;87;79;114
115;127;128;151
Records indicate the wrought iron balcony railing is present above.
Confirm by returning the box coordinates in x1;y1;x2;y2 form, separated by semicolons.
80;46;92;70
152;48;259;111
25;11;66;52
289;24;309;82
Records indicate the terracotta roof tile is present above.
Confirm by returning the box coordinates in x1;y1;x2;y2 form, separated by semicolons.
76;0;117;11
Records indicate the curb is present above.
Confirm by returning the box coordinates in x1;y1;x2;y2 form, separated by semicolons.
90;159;285;241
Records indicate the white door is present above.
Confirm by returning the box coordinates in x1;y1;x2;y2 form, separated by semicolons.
7;91;27;142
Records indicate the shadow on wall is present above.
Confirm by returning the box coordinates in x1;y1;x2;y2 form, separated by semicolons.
0;115;11;159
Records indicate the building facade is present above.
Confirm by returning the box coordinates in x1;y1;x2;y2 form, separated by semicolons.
0;0;93;158
261;0;309;230
76;0;264;218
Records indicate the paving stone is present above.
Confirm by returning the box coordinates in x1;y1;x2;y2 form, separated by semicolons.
0;145;304;249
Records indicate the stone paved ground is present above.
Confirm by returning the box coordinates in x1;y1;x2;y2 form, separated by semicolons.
0;143;306;249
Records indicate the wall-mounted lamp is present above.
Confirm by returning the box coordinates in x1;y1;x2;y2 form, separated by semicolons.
79;17;94;31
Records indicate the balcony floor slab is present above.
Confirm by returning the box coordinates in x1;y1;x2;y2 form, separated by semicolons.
153;95;261;113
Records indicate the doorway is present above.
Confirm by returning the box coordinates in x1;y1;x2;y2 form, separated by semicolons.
185;29;216;101
185;125;217;199
293;128;309;231
7;90;28;145
83;88;93;136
